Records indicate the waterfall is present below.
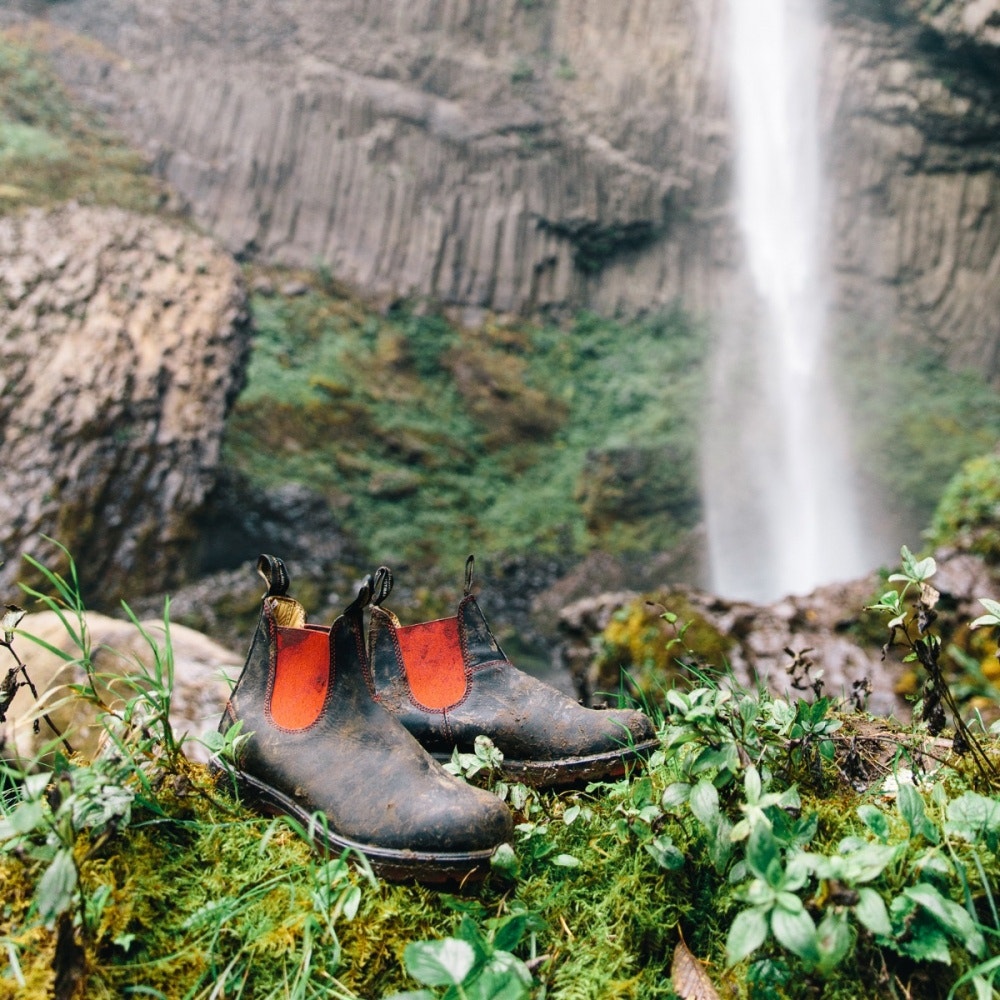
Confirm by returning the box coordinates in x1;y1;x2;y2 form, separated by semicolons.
702;0;868;601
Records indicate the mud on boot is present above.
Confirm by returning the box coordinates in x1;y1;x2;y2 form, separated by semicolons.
213;555;513;884
368;556;659;788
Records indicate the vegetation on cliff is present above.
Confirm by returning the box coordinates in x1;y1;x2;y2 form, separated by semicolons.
223;283;706;572
4;28;1000;590
0;32;161;214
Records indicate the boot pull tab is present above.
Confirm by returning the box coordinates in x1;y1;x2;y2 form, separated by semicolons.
257;554;290;597
346;573;374;614
371;566;393;607
464;554;476;596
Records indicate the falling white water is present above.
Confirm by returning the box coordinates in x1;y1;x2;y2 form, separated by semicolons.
702;0;868;601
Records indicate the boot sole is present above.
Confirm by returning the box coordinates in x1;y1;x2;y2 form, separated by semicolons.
209;756;502;885
436;736;662;789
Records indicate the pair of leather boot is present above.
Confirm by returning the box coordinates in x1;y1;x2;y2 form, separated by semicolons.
217;555;657;882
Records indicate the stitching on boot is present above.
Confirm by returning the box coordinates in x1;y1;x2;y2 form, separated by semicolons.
263;608;279;710
370;608;409;704
346;615;367;697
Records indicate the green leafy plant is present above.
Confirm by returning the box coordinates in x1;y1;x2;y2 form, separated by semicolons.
928;454;1000;563
388;913;534;1000
1;546;371;999
18;540;185;765
5;542;1000;999
0;750;137;994
224;296;707;573
867;545;998;786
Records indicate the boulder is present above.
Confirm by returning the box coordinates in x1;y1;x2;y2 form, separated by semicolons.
0;204;251;602
555;572;900;715
0;610;243;765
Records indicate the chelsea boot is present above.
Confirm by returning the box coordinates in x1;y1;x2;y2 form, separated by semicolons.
368;557;659;788
215;555;513;883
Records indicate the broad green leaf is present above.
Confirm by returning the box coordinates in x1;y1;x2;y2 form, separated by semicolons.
815;909;851;972
36;849;78;924
665;690;691;713
340;884;362;921
492;914;528;954
892;920;952;965
5;799;46;836
946;791;1000;842
777;786;802;811
726;907;768;966
771;907;820;965
730;818;750;842
551;853;581;868
781;852;812;893
468;952;532;1000
893;546;935;584
746;823;780;883
708;815;734;873
813;842;898;884
970;598;1000;629
856;804;890;842
855;888;892;937
970;614;1000;629
897;783;937;842
776;891;803;914
661;782;691;811
689;780;720;829
404;938;476;987
490;843;518;875
691;743;740;776
904;884;984;957
645;836;685;871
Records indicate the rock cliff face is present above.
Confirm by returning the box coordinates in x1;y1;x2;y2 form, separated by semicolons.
0;205;250;600
6;0;732;319
9;0;999;374
826;0;1000;370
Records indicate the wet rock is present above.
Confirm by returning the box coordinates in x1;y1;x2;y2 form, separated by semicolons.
0;204;251;604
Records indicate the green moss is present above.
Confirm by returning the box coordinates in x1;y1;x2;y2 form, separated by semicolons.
5;702;1000;999
594;593;735;700
0;32;161;215
927;453;1000;561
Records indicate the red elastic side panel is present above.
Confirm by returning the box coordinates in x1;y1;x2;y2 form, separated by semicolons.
396;617;467;710
271;626;329;729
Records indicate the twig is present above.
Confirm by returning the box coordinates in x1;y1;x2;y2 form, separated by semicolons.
0;637;75;756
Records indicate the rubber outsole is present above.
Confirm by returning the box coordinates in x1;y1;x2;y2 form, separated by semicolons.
209;756;502;885
434;736;662;789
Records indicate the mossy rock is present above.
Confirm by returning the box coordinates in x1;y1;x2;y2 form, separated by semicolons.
594;591;734;699
928;452;1000;562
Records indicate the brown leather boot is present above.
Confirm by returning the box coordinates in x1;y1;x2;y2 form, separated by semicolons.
368;557;659;788
216;555;513;883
